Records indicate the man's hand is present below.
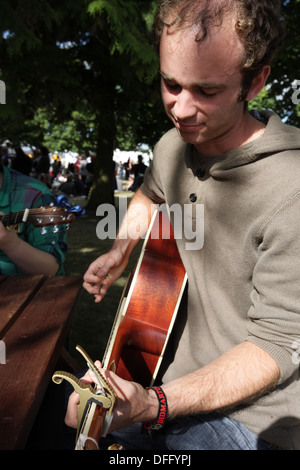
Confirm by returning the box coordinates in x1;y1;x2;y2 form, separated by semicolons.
83;246;129;302
83;189;155;303
65;361;159;433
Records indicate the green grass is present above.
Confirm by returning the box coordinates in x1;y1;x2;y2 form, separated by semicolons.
64;192;142;368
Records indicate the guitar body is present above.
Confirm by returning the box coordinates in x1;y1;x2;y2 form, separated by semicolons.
77;210;187;449
103;209;187;387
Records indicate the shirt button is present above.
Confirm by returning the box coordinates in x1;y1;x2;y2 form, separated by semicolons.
196;168;206;179
189;193;197;203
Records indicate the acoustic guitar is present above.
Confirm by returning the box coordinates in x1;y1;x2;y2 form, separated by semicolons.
53;209;187;450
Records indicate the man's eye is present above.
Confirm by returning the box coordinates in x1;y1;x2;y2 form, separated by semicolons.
199;89;217;98
165;81;181;92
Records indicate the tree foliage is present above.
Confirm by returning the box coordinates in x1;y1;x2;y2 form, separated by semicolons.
0;0;170;206
253;0;300;125
0;1;299;206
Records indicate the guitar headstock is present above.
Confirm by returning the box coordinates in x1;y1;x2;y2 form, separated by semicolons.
27;206;76;227
0;196;85;232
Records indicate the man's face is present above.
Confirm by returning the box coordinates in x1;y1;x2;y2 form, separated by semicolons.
160;17;250;155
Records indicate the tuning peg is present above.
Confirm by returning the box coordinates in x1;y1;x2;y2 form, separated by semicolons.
55;194;69;208
55;194;85;218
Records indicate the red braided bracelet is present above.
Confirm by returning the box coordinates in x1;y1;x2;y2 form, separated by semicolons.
142;386;168;437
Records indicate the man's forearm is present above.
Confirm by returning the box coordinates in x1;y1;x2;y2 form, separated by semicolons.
161;341;280;420
116;188;157;253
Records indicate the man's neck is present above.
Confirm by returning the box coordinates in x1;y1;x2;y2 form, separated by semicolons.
242;111;267;144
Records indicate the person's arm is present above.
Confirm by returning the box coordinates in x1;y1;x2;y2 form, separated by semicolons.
65;341;279;433
83;188;157;302
162;341;280;418
0;221;59;275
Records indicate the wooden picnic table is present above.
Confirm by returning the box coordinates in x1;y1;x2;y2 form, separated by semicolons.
0;274;82;450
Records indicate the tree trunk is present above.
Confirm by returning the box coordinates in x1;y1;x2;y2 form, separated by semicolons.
87;92;116;211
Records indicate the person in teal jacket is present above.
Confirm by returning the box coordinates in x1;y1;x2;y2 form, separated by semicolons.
0;163;67;275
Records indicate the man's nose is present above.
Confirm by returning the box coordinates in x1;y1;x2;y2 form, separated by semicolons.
173;90;198;120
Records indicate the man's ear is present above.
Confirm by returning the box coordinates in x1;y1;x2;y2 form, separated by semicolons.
245;65;271;102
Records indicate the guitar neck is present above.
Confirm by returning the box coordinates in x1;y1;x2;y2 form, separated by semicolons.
0;209;29;228
0;206;76;229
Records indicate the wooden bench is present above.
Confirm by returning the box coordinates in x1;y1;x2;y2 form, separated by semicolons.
0;274;82;449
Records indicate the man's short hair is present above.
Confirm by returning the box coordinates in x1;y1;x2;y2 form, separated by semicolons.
155;0;285;100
